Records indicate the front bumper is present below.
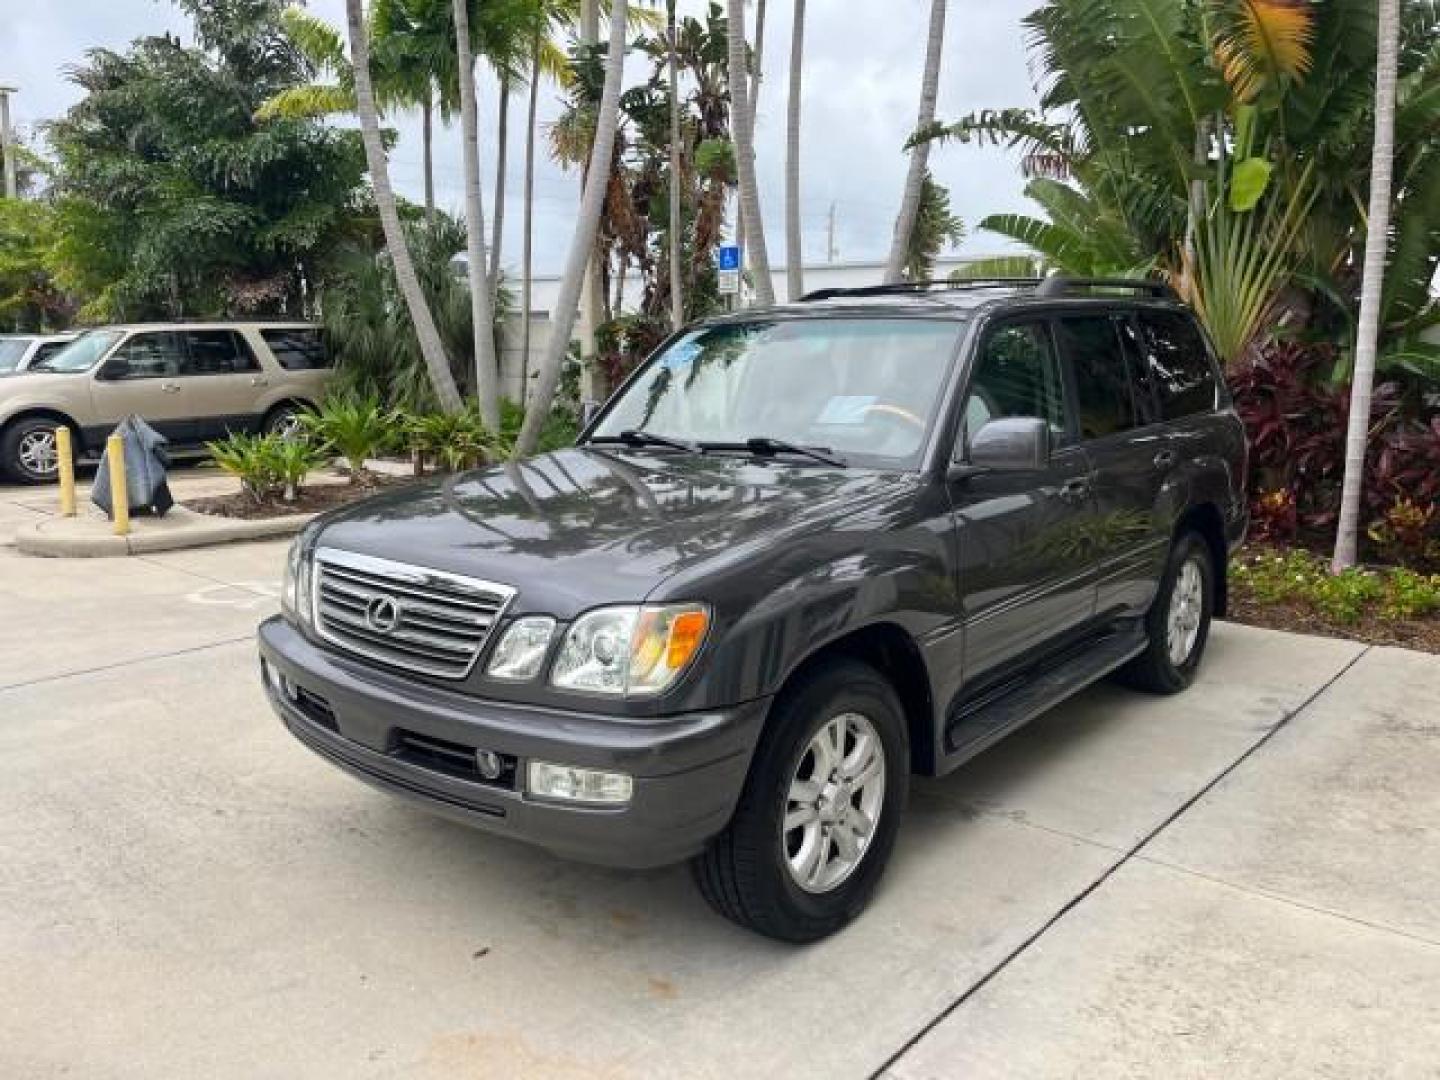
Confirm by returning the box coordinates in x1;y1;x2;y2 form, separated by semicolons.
257;617;768;868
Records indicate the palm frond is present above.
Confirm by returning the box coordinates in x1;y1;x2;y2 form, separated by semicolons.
255;83;354;121
1212;0;1316;103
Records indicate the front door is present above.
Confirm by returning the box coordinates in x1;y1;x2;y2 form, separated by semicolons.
87;331;195;443
946;318;1097;699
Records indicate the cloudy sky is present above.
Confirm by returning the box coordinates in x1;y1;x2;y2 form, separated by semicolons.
5;0;1042;276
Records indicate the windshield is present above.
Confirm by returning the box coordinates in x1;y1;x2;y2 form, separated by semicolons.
32;330;122;373
0;338;35;373
589;318;964;468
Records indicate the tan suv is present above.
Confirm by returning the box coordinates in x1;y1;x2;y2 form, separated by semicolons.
0;322;332;483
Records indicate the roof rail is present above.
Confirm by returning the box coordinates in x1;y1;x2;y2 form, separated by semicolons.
1034;275;1176;299
798;278;1043;302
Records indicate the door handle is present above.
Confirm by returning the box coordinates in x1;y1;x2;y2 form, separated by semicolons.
160;382;181;394
250;376;269;387
1059;477;1090;503
1153;449;1177;470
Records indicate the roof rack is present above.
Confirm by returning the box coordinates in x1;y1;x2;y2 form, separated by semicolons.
798;279;1043;302
1034;275;1176;299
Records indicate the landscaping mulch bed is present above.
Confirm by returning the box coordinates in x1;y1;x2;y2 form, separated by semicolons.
184;475;410;520
1225;586;1440;656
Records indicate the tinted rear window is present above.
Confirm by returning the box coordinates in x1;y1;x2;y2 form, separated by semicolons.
261;328;329;370
1055;316;1139;439
1138;310;1219;420
183;330;260;374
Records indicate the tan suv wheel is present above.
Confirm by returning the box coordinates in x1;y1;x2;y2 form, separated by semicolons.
2;417;68;485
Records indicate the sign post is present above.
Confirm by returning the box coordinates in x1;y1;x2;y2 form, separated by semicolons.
717;245;741;304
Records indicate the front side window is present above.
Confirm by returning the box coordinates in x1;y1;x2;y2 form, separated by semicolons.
962;321;1069;449
260;328;329;370
33;330;123;374
102;332;187;380
183;330;260;375
1138;310;1219;420
590;318;964;468
0;338;34;373
1056;316;1138;440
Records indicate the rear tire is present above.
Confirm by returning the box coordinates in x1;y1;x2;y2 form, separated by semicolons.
693;659;908;942
263;403;307;441
1118;531;1214;694
1;417;69;484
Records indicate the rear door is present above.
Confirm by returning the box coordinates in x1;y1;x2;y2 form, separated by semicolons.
88;331;196;443
181;329;269;438
1055;312;1172;619
948;318;1097;687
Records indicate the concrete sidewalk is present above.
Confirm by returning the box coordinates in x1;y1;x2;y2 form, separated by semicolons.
0;512;1436;1078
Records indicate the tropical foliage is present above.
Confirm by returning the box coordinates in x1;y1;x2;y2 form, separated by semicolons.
921;0;1440;372
44;0;370;321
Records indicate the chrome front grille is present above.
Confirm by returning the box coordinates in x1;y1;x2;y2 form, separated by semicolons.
313;548;514;679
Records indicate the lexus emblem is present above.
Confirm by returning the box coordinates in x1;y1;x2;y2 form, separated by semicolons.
364;595;403;634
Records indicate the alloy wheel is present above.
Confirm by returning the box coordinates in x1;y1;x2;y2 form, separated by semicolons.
782;711;886;894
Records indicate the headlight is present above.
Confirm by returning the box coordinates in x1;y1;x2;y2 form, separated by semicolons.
550;603;710;696
280;539;313;628
485;616;557;681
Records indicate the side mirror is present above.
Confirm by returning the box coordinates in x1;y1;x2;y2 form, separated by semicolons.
950;417;1051;479
98;357;128;381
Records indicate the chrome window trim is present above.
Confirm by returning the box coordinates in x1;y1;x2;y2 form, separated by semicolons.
313;547;516;680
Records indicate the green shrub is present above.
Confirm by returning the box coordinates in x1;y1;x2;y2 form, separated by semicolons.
1309;570;1383;625
301;395;395;482
208;432;327;502
1381;569;1440;620
402;408;500;474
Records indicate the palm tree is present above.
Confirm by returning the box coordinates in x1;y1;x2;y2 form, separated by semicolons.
1333;0;1402;571
452;0;502;427
667;0;684;329
521;32;543;396
726;0;774;305
516;0;630;456
884;0;947;284
784;0;805;300
344;0;464;413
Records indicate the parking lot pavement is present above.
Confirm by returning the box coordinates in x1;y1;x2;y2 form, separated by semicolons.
1;528;1436;1079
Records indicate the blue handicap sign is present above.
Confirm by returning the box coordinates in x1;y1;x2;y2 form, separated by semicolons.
717;245;741;271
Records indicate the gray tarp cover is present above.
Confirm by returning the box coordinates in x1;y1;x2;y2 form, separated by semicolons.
91;415;174;517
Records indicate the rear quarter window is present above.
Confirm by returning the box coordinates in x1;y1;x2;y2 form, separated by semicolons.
1137;310;1219;420
261;328;329;371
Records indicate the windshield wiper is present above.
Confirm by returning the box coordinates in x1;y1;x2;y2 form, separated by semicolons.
701;437;847;468
590;429;703;454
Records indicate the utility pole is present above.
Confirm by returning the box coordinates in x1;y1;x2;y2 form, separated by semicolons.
827;202;837;263
0;87;18;199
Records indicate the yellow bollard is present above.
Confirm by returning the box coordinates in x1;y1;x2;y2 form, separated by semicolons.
106;433;130;537
56;426;77;517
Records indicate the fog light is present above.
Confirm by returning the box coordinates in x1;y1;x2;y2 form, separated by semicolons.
526;761;633;805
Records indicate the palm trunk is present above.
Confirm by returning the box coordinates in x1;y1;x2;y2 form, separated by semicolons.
883;0;947;284
344;0;462;414
668;0;684;330
516;0;630;457
1332;0;1400;572
750;0;767;126
422;92;436;220
726;0;774;306
784;0;806;300
520;35;540;404
452;0;501;427
490;76;510;298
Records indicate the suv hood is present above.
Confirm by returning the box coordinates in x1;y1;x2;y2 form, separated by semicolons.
312;447;913;615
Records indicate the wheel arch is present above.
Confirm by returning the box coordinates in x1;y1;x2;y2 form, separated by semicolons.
1174;502;1228;617
772;621;938;776
261;397;317;429
1;407;85;446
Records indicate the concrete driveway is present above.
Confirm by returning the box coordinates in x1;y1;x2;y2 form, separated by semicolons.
2;476;1437;1079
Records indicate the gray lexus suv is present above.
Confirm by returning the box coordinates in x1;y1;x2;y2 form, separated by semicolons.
258;277;1247;941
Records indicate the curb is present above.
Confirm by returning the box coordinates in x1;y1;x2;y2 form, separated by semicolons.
14;506;315;558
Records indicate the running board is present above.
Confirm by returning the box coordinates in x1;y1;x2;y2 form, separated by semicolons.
939;623;1148;772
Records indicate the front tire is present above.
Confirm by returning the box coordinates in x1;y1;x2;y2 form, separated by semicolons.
1;418;68;484
693;659;908;942
1118;531;1214;694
